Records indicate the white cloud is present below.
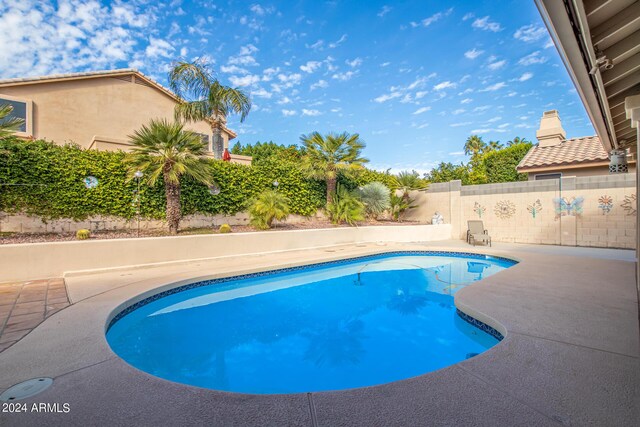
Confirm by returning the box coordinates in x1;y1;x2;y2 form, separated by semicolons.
473;105;491;112
277;96;292;104
146;37;174;58
346;57;362;67
514;25;547;42
380;61;391;67
487;59;506;70
452;109;466;115
374;91;402;103
229;74;261;87
461;98;473;104
413;106;431;115
472;16;502;32
449;151;465;156
310;79;328;90
462;13;474;21
227;44;259;66
518;72;533;81
433;81;456;91
250;4;274;16
307;39;324;50
480;82;507;92
518;51;547;66
415;91;428;99
281;109;296;116
464;48;484;59
450;121;472;127
544;38;554;49
410;8;453;28
252;87;272;98
377;5;392;17
302;108;321;116
328;34;347;48
486;116;501;123
277;72;302;86
300;60;322;73
332;70;356;81
221;65;248;74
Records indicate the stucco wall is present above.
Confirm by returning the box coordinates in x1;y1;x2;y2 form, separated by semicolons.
0;225;452;282
416;174;636;249
526;164;636;180
0;76;231;151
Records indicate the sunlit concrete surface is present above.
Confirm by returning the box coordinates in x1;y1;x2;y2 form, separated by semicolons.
0;240;637;426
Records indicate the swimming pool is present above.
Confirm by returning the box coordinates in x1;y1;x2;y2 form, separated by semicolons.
107;251;515;394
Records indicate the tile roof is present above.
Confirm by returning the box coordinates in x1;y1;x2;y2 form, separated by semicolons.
517;136;609;171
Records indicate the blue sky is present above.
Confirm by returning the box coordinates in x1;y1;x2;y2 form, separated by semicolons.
0;0;595;173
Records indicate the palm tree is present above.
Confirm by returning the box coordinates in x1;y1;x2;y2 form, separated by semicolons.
394;170;427;203
169;60;251;159
0;104;25;140
125;119;213;234
248;189;290;229
487;140;504;151
300;131;368;204
464;135;487;156
507;136;531;146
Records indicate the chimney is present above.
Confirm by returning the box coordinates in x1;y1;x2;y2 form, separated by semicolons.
536;110;566;147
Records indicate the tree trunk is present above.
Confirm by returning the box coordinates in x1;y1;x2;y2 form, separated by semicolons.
164;170;181;235
326;176;337;204
210;117;225;159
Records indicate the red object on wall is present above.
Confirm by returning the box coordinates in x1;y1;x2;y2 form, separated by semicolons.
222;148;231;161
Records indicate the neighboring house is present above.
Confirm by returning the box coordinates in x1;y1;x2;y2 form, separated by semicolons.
517;110;635;180
0;69;251;165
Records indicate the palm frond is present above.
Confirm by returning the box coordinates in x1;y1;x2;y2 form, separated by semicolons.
0;104;25;139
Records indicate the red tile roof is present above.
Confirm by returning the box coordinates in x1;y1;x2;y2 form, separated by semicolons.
517;136;609;171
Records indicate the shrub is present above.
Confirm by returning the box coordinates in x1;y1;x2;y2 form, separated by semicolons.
218;224;232;233
359;182;390;219
248;189;290;230
482;142;532;183
76;229;90;240
390;193;415;221
326;185;365;225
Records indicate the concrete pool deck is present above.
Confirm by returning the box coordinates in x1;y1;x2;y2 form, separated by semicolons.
0;240;638;426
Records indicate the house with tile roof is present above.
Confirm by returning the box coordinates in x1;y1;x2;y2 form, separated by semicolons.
0;69;251;164
516;110;635;180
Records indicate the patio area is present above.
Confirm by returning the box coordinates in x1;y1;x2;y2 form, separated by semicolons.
0;240;638;426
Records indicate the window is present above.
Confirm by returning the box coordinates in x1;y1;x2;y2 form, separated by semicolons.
0;95;32;135
196;133;210;151
534;172;562;180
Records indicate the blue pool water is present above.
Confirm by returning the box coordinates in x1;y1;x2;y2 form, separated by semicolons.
107;252;515;394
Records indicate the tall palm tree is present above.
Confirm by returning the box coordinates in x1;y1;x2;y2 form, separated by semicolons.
0;104;25;140
125;119;213;234
507;136;531;146
169;60;251;159
300;131;368;204
464;135;487;156
487;140;504;151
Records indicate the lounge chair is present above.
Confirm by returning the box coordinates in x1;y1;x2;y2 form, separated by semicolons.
467;220;491;247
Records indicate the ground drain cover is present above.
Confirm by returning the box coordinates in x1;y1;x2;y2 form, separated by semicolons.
0;378;53;401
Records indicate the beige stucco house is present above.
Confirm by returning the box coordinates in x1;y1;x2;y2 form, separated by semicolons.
517;110;635;180
0;69;251;164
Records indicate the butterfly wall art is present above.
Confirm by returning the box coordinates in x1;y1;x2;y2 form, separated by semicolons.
553;196;584;220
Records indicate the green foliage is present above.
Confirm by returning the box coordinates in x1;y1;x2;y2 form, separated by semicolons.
218;223;232;233
248;189;290;230
75;229;90;240
0;139;325;220
231;141;305;163
300;131;368;203
427;162;471;184
359;182;390;219
326;185;364;225
482;142;532;183
389;193;415;221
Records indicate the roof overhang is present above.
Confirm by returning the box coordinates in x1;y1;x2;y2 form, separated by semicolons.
534;0;640;153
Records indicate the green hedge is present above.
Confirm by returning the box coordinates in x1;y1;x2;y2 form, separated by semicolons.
0;139;389;221
482;143;532;183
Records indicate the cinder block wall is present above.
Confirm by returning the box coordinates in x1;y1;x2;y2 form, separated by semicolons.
411;174;636;249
